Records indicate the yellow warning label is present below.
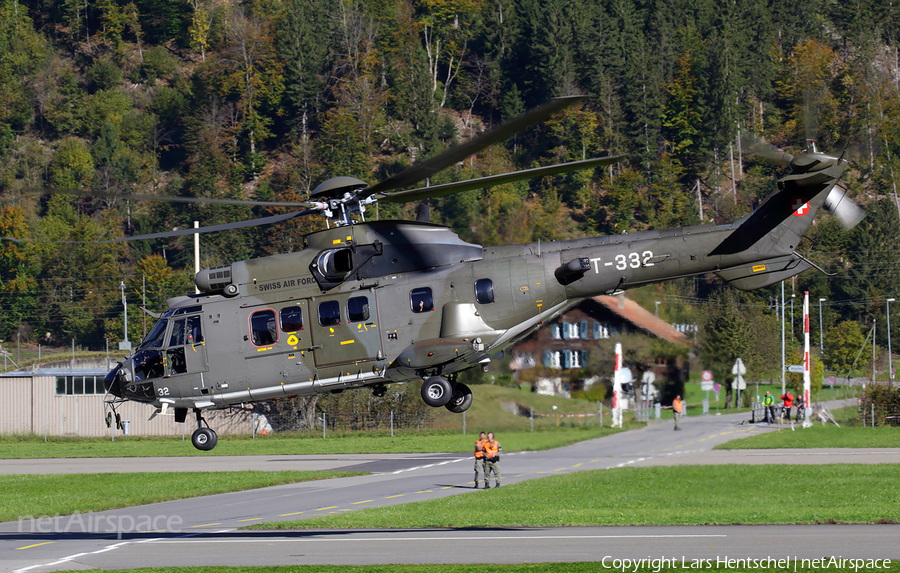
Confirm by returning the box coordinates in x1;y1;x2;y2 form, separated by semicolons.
340;340;355;345
752;265;766;272
287;335;299;346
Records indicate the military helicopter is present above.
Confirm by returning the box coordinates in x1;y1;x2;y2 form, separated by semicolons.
101;96;859;450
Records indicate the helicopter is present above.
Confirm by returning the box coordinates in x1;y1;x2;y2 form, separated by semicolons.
100;96;860;450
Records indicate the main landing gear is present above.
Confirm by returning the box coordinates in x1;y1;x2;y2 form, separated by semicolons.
190;408;218;451
420;376;473;414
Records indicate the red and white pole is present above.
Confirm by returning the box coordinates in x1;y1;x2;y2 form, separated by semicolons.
803;291;812;427
612;342;623;427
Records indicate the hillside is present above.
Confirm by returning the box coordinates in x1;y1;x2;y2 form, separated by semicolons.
0;0;899;371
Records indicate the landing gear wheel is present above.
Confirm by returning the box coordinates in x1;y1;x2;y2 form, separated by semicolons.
191;428;218;451
445;382;473;414
421;376;453;407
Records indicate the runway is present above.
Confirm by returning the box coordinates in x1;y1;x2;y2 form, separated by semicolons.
4;408;899;571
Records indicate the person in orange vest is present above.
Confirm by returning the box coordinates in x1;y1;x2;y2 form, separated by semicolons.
473;431;487;488
781;390;794;421
483;431;502;488
673;395;684;431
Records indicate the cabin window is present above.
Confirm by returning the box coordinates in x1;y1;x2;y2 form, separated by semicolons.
347;296;369;322
250;309;278;346
281;306;304;332
318;300;342;326
410;287;433;313
475;279;494;304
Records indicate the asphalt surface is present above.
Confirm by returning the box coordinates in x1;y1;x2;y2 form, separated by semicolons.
3;405;900;571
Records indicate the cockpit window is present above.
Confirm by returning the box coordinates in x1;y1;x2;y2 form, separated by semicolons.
141;319;168;348
250;310;277;346
475;279;494;304
169;318;186;347
410;287;433;313
186;316;202;344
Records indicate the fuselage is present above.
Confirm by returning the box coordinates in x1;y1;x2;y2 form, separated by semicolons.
107;208;797;414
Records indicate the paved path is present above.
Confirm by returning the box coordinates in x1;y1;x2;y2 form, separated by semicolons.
3;404;899;572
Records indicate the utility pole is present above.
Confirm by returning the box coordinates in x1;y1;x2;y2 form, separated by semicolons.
888;299;895;385
819;297;826;357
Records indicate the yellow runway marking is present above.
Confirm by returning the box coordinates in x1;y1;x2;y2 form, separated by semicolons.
279;512;304;516
416;490;433;493
17;542;54;550
573;463;583;468
590;459;600;463
191;523;222;528
315;506;338;511
352;500;374;505
386;495;404;499
554;468;566;472
238;518;262;522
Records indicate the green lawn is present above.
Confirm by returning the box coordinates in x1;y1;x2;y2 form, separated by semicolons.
716;424;900;449
250;464;900;529
0;471;363;523
0;425;627;459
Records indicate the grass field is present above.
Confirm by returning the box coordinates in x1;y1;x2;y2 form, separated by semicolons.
251;464;900;530
0;471;364;523
0;424;628;458
715;424;900;449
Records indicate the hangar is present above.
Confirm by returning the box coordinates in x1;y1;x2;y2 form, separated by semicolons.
0;358;254;437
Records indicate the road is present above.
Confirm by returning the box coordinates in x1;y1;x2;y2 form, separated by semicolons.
3;406;900;572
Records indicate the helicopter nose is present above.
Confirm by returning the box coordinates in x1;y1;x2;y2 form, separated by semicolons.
104;365;124;398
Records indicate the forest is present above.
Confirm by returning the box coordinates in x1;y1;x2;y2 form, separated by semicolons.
1;0;900;385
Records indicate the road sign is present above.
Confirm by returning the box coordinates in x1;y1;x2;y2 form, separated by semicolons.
786;364;804;373
713;383;721;392
701;370;712;381
731;358;746;376
731;375;746;390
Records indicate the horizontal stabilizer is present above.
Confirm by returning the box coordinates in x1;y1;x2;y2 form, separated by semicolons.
715;255;812;291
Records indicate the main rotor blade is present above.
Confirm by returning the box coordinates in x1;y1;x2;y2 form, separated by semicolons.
364;95;588;196
23;187;315;208
739;133;793;165
105;209;315;242
378;155;626;204
126;193;314;208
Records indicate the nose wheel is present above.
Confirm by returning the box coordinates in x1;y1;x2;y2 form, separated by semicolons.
191;409;218;451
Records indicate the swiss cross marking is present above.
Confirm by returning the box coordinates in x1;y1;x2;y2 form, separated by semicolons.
792;197;809;216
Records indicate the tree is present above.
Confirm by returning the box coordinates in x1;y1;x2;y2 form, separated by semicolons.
276;0;331;137
218;3;285;168
824;320;867;374
700;292;779;407
416;0;481;110
662;53;701;171
49;137;93;189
